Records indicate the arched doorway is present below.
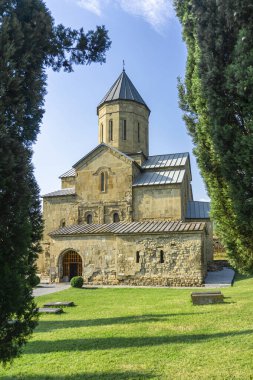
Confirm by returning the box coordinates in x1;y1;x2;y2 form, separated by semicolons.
62;250;82;280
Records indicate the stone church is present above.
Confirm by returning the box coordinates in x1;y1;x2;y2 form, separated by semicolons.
38;69;212;287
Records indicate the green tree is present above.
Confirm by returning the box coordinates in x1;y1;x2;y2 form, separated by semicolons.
174;0;253;273
0;0;111;364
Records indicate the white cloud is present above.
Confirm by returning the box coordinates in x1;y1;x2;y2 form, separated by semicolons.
73;0;174;33
76;0;102;16
119;0;174;32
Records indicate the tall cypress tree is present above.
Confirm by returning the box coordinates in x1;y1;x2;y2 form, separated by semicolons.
0;0;111;364
174;0;253;273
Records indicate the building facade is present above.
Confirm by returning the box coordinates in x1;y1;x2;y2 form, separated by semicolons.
38;69;212;286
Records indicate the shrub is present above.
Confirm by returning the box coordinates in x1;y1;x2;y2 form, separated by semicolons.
31;275;40;287
70;276;84;288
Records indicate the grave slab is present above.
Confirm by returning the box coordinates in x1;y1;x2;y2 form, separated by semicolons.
43;301;74;307
38;307;63;314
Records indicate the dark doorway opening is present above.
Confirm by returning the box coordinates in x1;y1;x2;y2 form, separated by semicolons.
69;263;78;279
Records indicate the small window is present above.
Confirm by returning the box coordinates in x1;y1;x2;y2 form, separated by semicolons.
109;119;113;141
101;123;104;142
136;251;140;263
101;172;105;192
113;212;120;223
86;214;93;224
160;250;164;263
122;119;127;140
137;122;140;142
60;219;66;228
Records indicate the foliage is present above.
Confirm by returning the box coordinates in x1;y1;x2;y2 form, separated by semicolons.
174;0;253;273
31;276;40;288
0;0;110;364
2;279;253;379
70;276;84;288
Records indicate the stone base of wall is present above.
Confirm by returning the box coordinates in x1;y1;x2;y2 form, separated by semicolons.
82;275;204;287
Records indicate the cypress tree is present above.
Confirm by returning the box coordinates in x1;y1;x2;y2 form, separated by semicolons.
0;0;111;363
174;0;253;273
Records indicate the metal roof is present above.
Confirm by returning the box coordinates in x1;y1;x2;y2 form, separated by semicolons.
186;201;210;219
42;188;75;198
133;170;185;187
59;168;76;178
50;220;206;237
142;153;189;169
98;70;149;111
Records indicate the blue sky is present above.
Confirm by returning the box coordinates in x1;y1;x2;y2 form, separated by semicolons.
34;0;209;201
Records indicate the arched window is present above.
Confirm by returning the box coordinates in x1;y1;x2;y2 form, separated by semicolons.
113;212;120;223
86;214;93;224
101;172;105;192
137;122;140;142
109;119;113;141
160;250;164;263
136;251;140;263
101;123;104;142
122;119;127;140
60;219;66;228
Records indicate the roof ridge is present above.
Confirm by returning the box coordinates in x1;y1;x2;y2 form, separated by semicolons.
147;152;189;158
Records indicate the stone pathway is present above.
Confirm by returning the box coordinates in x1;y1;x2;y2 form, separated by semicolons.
33;283;70;297
205;268;235;288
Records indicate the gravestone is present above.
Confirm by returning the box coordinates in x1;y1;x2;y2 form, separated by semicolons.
191;291;224;305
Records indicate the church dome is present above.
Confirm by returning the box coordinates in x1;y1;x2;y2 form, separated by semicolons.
97;69;150;112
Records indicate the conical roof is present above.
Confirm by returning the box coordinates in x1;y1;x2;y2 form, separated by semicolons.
97;70;150;112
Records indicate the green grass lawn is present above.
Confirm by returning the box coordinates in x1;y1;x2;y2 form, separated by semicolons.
1;275;253;380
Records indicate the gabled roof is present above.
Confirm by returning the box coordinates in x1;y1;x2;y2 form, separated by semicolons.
50;220;206;237
133;170;185;187
97;70;150;112
186;201;210;219
73;143;135;169
42;188;75;198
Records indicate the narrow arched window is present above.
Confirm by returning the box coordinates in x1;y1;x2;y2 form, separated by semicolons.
113;212;120;223
137;122;140;142
101;172;105;192
86;214;93;224
160;250;164;263
101;123;104;142
122;119;127;140
60;219;66;228
136;251;140;263
109;119;113;141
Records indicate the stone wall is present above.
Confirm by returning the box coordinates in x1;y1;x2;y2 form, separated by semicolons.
45;230;207;287
98;100;150;156
133;186;182;221
42;146;137;240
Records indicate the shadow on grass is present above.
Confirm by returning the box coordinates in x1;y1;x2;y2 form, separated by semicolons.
25;329;253;354
233;272;253;283
36;313;207;332
1;370;154;380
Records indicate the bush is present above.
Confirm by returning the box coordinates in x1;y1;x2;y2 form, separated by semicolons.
70;276;84;288
31;275;40;287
